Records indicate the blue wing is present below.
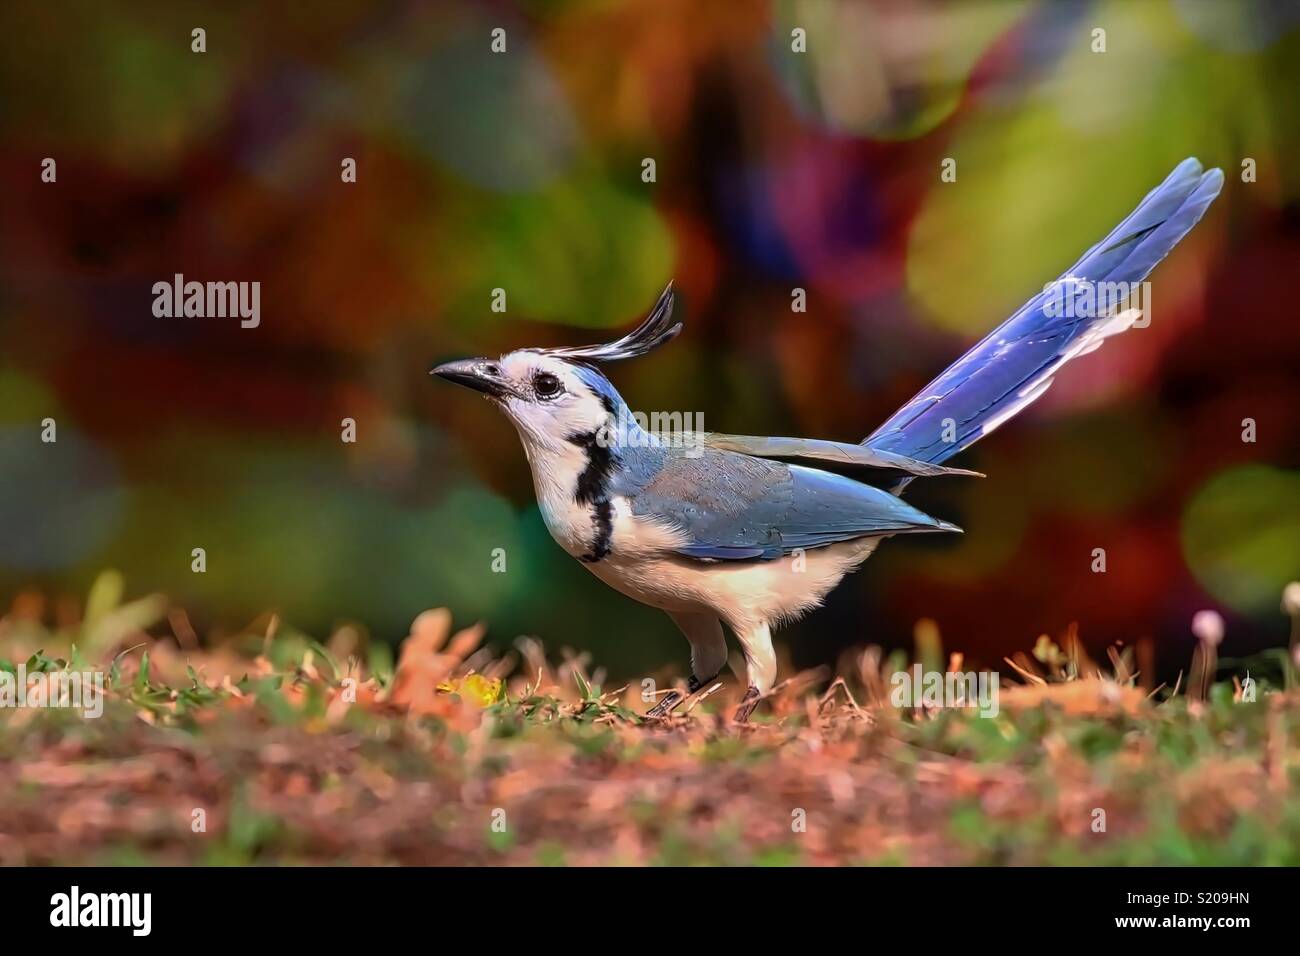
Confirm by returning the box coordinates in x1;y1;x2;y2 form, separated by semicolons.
863;157;1223;467
621;448;958;562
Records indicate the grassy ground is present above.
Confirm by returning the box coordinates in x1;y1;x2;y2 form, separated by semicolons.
1;572;1298;866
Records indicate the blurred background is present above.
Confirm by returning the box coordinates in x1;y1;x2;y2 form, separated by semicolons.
1;0;1297;683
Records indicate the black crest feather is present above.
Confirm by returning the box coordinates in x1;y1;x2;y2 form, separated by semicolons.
535;283;679;363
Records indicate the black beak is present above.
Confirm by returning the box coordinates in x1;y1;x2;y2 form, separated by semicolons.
430;358;512;399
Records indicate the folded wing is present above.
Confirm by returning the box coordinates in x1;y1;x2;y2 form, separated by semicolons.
623;448;959;562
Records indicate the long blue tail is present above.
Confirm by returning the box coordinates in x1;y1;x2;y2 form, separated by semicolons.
864;158;1223;467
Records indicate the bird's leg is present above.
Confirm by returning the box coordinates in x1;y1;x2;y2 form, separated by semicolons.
645;610;729;719
733;621;776;724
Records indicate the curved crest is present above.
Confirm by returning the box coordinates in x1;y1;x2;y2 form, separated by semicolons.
535;282;680;363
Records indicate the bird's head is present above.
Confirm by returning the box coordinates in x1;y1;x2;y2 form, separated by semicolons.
432;284;679;453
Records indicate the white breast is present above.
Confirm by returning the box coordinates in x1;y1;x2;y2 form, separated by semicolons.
523;439;593;558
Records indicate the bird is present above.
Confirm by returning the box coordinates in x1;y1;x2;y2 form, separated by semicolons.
433;157;1223;721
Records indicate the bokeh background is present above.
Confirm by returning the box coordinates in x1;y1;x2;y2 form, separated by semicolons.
1;0;1298;683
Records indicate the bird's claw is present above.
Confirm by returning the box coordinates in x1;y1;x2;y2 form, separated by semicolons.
644;674;716;720
644;690;683;719
732;685;762;723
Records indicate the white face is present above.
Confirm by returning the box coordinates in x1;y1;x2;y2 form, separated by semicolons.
487;351;615;452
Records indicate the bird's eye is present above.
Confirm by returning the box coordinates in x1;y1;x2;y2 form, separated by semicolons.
532;372;563;399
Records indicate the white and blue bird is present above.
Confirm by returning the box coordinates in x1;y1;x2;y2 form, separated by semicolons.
434;158;1222;720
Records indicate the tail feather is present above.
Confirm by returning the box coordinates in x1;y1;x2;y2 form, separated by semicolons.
863;158;1223;469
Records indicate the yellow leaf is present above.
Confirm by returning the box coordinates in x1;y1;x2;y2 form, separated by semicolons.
436;673;502;708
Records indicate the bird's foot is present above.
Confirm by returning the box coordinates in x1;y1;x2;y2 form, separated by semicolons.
732;685;762;723
644;675;712;720
645;690;683;719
